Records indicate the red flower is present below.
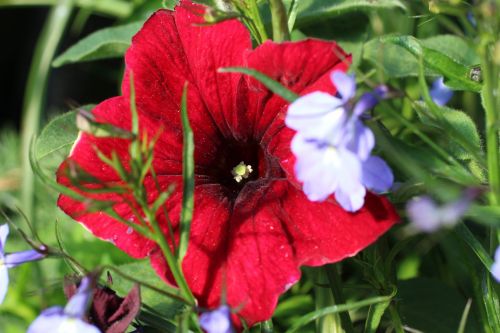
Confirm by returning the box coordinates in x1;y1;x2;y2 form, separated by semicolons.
57;1;398;326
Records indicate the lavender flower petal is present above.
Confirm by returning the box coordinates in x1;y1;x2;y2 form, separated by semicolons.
493;247;500;283
28;307;100;333
362;156;394;193
352;92;378;117
439;198;471;227
331;71;356;101
406;196;441;232
199;305;232;333
345;121;375;160
0;265;8;305
292;134;339;201
430;77;453;106
4;250;45;268
334;149;366;212
286;92;344;137
0;224;9;255
65;277;92;318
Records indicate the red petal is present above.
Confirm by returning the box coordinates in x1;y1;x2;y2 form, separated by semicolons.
150;181;301;327
238;39;350;140
57;175;180;258
224;181;301;326
150;184;232;307
275;182;399;266
122;3;251;160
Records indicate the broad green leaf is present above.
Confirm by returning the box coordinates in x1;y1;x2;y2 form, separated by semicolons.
36;110;81;169
413;101;482;162
293;0;406;27
112;260;186;317
423;35;480;66
52;22;143;67
466;204;500;227
380;35;482;91
398;278;480;333
364;35;480;84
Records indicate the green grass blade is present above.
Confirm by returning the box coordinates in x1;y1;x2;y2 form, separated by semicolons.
20;0;74;224
285;294;394;333
178;83;195;262
0;0;132;18
219;67;299;102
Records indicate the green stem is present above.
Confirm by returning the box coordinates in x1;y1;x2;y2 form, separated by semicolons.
20;0;73;224
324;265;354;333
144;207;196;306
388;304;404;333
246;0;269;43
0;0;132;18
100;265;189;304
261;319;274;333
480;47;500;207
268;0;290;42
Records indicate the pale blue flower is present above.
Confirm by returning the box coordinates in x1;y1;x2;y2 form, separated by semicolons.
430;77;453;106
286;71;393;212
28;277;100;333
406;194;472;232
0;224;45;304
199;305;233;333
492;246;500;283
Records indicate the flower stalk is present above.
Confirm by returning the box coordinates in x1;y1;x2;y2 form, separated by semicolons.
269;0;290;42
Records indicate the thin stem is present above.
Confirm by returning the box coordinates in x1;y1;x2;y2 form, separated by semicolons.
100;265;190;305
388;304;404;333
246;0;269;43
324;265;354;333
145;206;196;305
268;0;290;42
480;47;500;207
261;319;274;333
20;0;73;224
0;0;132;18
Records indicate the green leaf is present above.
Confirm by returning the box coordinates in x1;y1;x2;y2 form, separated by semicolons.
413;101;482;162
364;300;391;333
398;278;480;333
219;67;298;102
111;261;186;317
293;0;406;27
36;109;85;170
364;35;480;83
52;22;143;67
380;35;482;91
178;83;195;262
285;293;394;333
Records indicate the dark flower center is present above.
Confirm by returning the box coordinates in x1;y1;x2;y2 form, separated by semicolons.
207;139;283;199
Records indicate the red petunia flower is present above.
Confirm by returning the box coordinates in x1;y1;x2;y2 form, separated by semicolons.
57;1;398;326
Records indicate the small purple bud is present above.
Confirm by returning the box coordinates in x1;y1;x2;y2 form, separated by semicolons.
0;224;46;305
429;77;453;106
199;305;233;333
4;250;45;268
406;192;473;233
466;11;477;28
492;246;500;283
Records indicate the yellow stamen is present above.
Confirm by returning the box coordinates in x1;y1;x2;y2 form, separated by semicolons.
231;161;253;183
